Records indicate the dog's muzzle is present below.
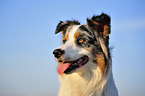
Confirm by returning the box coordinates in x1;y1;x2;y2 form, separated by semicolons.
53;49;65;58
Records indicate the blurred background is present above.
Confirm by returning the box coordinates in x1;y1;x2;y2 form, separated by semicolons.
0;0;145;96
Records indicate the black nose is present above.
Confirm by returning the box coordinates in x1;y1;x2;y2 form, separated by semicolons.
53;49;65;58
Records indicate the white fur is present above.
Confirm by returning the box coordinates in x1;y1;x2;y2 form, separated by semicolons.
56;25;118;96
98;38;109;59
58;60;118;96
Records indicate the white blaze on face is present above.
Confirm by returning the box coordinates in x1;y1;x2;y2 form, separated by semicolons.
63;25;81;60
67;25;80;43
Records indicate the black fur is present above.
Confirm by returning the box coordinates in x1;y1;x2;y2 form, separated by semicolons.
87;13;111;37
79;25;90;33
55;20;80;34
92;13;110;25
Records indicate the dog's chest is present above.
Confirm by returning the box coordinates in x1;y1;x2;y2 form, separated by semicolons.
58;73;103;96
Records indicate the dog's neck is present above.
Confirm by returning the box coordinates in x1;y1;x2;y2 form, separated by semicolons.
58;62;118;96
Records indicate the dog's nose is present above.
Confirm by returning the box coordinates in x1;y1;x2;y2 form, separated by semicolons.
53;49;65;58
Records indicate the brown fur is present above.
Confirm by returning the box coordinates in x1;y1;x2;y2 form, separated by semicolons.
74;32;80;39
93;52;108;75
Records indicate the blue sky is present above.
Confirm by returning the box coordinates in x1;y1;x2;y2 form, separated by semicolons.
0;0;145;96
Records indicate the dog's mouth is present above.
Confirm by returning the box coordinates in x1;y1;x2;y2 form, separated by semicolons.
57;55;89;74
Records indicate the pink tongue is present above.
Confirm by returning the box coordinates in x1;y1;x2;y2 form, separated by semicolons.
57;63;71;74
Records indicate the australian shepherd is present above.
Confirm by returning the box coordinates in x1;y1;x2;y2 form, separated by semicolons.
53;13;118;96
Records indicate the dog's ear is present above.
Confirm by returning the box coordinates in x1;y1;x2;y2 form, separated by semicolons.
55;20;80;35
87;13;111;39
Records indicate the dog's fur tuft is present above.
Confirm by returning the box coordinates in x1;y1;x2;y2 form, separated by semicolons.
53;13;118;96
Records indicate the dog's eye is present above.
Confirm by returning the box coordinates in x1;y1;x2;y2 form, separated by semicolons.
78;38;84;43
77;38;88;47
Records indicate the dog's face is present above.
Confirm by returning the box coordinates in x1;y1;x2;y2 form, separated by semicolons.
53;13;111;75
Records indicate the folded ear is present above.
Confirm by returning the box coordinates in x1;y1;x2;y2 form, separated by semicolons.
87;13;111;39
55;20;80;35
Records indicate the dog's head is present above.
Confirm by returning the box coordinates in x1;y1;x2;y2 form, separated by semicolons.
53;13;111;75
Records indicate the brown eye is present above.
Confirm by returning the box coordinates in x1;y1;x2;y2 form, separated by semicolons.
77;38;88;47
79;38;84;43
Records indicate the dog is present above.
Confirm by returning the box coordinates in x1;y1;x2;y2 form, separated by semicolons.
53;13;118;96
